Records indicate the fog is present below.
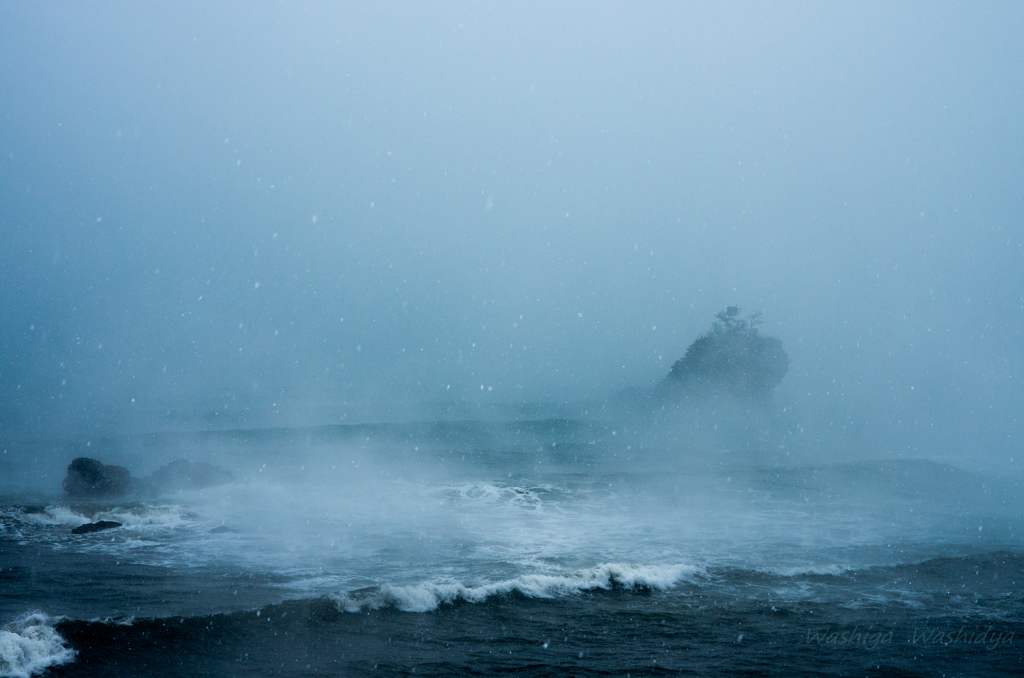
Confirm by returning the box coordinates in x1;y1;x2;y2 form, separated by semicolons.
2;2;1022;476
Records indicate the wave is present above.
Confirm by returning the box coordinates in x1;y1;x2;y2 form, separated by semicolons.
759;563;854;577
0;613;75;678
7;504;194;532
330;562;700;612
437;481;563;510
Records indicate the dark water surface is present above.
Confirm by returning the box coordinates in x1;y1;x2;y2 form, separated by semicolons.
3;420;1023;676
45;554;1024;678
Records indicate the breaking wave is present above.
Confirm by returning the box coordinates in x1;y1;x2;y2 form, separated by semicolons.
7;504;194;531
0;613;75;678
330;562;700;612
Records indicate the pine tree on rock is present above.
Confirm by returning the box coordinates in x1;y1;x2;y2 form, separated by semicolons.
666;307;788;401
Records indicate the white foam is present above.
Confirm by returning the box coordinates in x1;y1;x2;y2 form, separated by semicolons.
14;504;192;532
90;504;193;531
330;562;699;613
440;482;555;510
763;563;852;577
14;507;90;529
0;613;75;678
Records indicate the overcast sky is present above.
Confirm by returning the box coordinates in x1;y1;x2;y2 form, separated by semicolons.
1;2;1022;468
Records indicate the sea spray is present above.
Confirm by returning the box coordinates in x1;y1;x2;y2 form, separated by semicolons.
0;613;75;678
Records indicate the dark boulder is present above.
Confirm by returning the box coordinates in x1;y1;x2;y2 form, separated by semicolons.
149;459;233;492
63;458;139;499
71;520;122;535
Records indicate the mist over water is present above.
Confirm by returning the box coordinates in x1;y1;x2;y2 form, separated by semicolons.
1;3;1023;676
2;2;1022;466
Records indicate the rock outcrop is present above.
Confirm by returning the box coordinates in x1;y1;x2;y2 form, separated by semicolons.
71;520;122;535
62;458;141;500
665;307;788;401
62;457;234;499
149;460;233;492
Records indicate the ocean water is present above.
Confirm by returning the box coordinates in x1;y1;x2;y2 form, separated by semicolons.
2;418;1022;677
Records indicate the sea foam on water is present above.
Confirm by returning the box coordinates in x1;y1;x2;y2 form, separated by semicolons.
0;613;75;678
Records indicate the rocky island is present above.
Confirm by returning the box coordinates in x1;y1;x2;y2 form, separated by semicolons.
663;306;789;402
62;457;234;500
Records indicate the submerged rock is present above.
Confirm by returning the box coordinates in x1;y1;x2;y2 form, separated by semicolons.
62;458;141;500
149;459;233;492
209;525;238;534
71;520;122;535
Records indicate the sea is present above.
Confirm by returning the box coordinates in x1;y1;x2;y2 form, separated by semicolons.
2;411;1022;677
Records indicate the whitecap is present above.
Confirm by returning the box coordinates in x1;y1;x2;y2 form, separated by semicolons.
330;562;700;613
12;504;193;532
762;563;853;577
12;507;90;529
0;613;75;678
